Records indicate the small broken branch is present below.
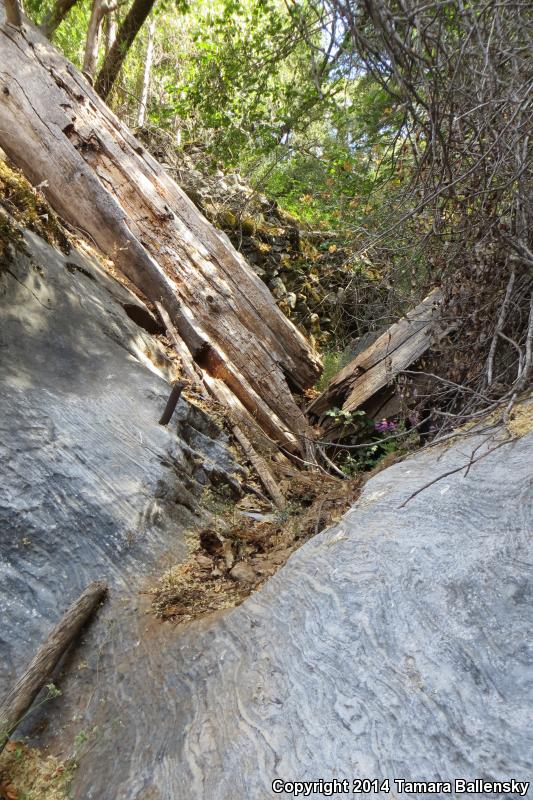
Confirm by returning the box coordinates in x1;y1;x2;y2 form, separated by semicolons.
159;380;187;426
397;438;514;509
0;580;107;751
486;265;516;387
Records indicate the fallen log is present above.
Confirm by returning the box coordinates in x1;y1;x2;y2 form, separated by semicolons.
309;289;452;419
155;304;286;508
156;302;288;449
0;580;107;752
0;15;320;452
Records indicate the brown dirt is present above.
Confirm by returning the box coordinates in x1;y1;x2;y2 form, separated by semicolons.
151;467;364;623
0;741;73;800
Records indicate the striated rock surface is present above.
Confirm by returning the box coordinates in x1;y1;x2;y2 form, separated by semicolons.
0;219;240;717
1;213;531;800
61;419;532;800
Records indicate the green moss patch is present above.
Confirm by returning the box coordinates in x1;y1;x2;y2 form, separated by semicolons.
0;160;70;254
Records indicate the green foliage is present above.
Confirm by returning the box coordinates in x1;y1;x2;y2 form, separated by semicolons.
26;0;93;66
324;407;367;424
24;0;413;247
316;351;342;391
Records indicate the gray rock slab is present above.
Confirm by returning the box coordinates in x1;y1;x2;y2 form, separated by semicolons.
71;426;532;800
0;224;239;732
1;226;532;800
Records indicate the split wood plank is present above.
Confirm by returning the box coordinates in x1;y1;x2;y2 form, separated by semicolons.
309;289;449;417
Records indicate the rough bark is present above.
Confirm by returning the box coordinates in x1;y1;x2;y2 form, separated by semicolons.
39;0;79;37
155;301;205;387
137;15;155;126
95;0;155;100
3;0;22;26
156;304;286;508
0;20;320;452
0;581;107;750
309;289;449;417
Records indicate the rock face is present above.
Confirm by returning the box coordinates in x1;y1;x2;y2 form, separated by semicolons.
64;420;532;800
0;220;239;700
1;217;532;800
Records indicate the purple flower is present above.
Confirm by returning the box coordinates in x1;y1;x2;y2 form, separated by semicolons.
375;418;397;433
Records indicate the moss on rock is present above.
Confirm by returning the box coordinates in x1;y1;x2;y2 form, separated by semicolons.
0;160;70;253
218;209;237;228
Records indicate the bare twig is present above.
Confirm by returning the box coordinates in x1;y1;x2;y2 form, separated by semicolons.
397;436;515;508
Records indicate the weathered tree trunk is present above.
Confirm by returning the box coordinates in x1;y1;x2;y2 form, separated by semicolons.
0;581;107;751
95;0;155;100
103;7;116;54
83;0;105;79
4;0;22;26
0;18;320;452
137;15;155;126
39;0;79;37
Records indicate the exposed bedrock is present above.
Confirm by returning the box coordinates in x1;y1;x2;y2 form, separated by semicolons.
1;223;532;800
0;222;240;721
64;422;533;800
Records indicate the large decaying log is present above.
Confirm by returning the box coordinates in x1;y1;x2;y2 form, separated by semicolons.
309;289;450;419
0;15;320;452
0;581;107;751
155;303;286;508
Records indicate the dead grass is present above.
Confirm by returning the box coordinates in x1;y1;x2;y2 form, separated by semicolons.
507;399;533;438
0;741;74;800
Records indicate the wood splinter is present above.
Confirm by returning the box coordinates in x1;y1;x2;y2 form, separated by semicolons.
0;580;108;753
230;423;286;510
